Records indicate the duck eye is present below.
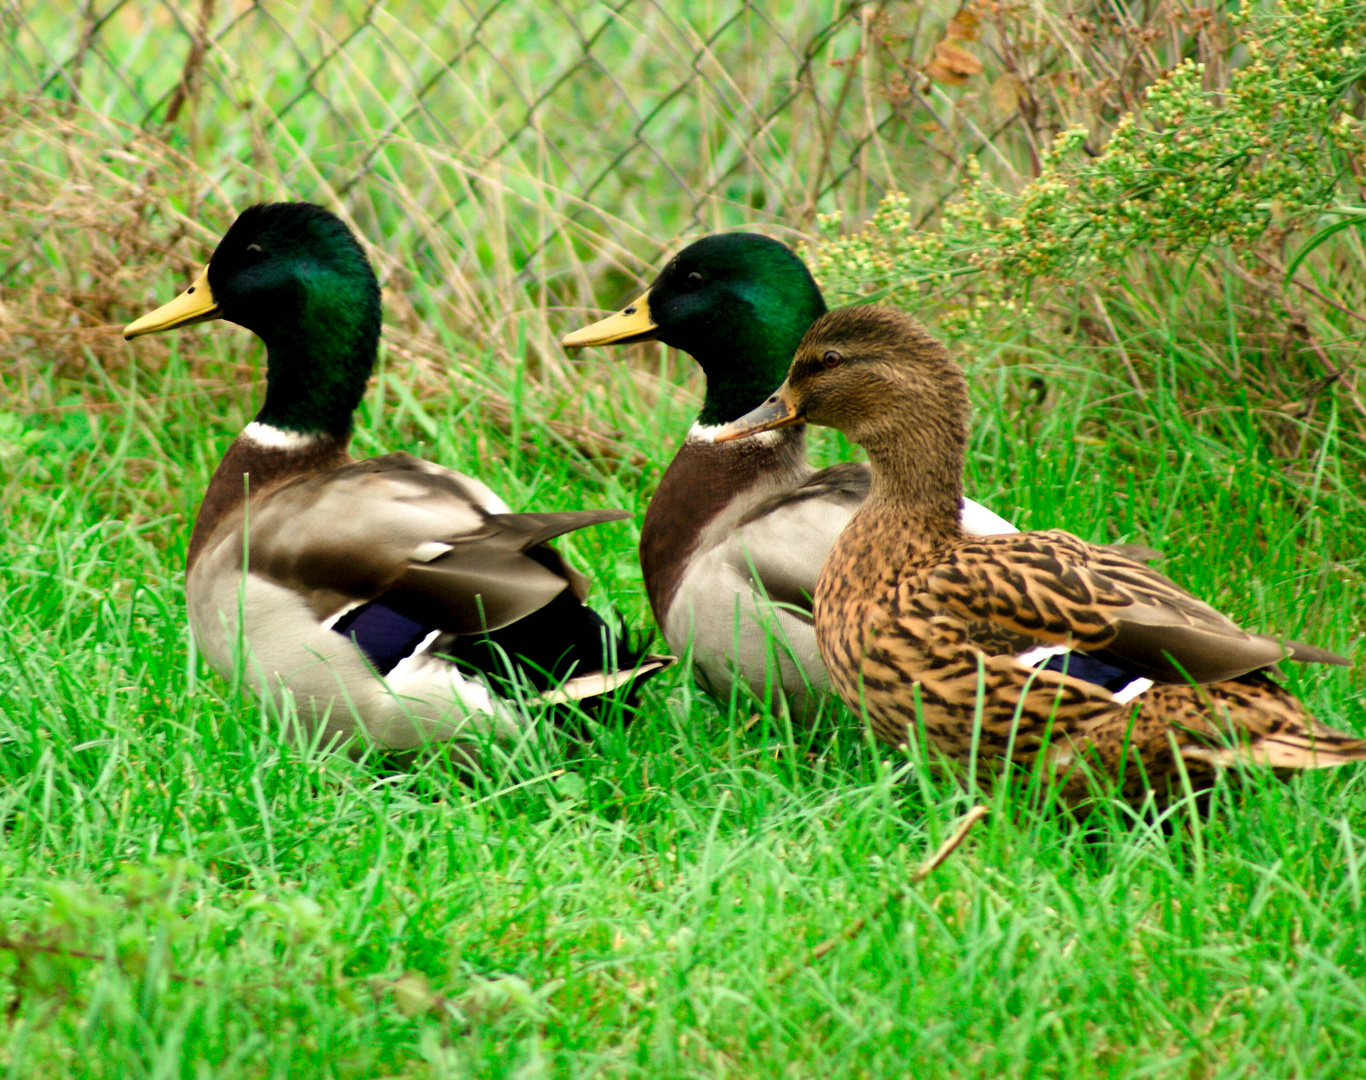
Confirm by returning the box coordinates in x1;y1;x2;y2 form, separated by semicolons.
687;271;706;286
822;350;843;368
245;243;265;259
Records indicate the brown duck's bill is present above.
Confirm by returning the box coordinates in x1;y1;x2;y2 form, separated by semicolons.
713;388;803;442
123;265;222;339
560;291;658;348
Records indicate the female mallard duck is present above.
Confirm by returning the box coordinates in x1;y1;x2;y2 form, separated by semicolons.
562;233;1015;722
124;202;668;753
717;305;1363;800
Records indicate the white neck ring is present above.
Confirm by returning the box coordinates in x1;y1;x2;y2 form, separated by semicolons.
242;422;320;452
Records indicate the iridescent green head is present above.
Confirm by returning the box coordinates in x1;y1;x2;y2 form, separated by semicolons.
563;232;828;426
125;202;381;438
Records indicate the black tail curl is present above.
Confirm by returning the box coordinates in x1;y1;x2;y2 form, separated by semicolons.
441;589;665;718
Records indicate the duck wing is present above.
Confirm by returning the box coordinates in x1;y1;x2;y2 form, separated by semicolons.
245;452;625;633
731;462;869;615
930;530;1347;685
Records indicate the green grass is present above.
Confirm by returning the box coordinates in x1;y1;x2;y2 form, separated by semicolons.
5;1;1366;1076
3;308;1366;1077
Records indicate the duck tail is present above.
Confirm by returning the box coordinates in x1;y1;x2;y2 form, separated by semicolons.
1247;723;1366;771
534;607;673;709
1169;673;1366;772
536;656;673;706
1179;714;1366;772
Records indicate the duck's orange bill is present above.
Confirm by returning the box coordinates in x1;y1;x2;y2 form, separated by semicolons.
713;386;803;442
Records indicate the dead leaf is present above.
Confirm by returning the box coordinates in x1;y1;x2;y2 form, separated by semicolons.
926;40;983;86
946;11;981;41
991;74;1025;113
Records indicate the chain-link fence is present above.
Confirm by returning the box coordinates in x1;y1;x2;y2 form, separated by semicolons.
2;0;996;448
13;4;1360;502
4;0;953;280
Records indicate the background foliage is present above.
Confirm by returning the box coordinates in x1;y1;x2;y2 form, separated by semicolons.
3;1;1366;1076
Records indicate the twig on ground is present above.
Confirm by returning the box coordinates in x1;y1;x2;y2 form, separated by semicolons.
772;804;989;984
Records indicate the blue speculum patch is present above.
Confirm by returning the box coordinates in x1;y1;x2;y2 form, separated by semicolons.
333;601;431;675
1039;651;1144;695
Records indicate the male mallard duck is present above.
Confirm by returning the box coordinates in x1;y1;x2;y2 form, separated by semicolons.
717;305;1363;801
562;233;1015;722
124;202;668;753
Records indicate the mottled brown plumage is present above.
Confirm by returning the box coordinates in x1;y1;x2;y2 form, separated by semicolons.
718;305;1363;802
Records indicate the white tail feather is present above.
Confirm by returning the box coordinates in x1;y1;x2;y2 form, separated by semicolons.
535;657;673;705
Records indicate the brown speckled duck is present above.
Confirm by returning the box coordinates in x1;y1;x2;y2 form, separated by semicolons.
124;202;668;755
717;305;1364;801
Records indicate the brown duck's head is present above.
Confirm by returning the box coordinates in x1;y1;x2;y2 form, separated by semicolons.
715;305;968;454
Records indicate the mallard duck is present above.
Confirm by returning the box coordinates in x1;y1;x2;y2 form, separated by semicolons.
716;305;1363;801
124;202;668;753
562;233;1015;722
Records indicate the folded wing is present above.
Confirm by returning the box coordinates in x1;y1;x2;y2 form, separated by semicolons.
932;531;1347;686
244;452;627;634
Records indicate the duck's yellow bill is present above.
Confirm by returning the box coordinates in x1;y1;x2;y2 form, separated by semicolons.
713;387;803;442
123;265;221;339
561;291;658;347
